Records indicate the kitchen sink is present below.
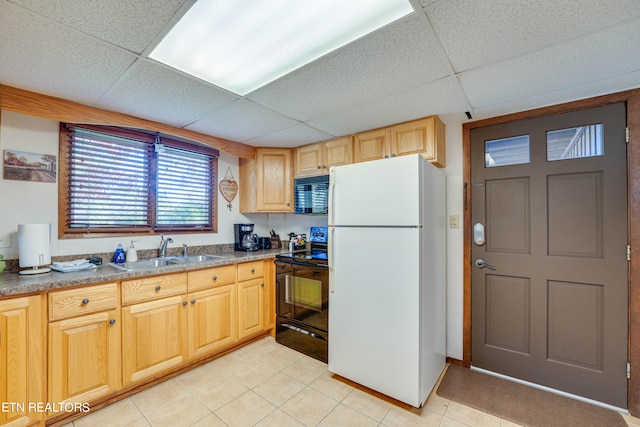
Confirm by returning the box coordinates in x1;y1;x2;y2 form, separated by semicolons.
111;254;228;271
110;257;172;271
168;254;228;264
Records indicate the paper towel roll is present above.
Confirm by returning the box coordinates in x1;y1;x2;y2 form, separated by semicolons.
18;223;51;272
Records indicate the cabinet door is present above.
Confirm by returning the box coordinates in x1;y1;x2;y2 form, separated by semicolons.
324;136;353;169
122;295;188;385
390;116;446;167
188;285;237;359
48;309;121;405
0;296;44;427
238;278;265;339
257;148;293;211
295;143;323;177
354;128;390;163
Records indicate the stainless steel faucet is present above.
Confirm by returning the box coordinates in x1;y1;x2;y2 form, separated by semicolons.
159;235;173;258
183;243;188;257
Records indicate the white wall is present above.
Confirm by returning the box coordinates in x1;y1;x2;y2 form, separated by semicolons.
0;110;466;360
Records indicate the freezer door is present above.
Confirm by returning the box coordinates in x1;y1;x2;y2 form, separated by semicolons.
328;226;424;406
329;154;425;227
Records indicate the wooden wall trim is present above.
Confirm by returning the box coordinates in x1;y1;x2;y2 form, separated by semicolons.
462;88;640;415
0;85;256;159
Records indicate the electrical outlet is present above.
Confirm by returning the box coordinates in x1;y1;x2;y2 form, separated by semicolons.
449;215;460;229
0;234;10;248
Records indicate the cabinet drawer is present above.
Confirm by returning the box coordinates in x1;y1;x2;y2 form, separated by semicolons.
237;261;264;282
188;265;236;292
122;273;187;305
49;282;118;321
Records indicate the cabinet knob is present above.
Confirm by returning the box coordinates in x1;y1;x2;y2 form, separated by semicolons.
322;165;327;169
261;283;264;288
109;319;116;325
182;301;188;306
384;155;389;159
191;299;196;304
391;153;397;157
251;268;255;274
81;298;89;305
287;203;291;206
155;285;161;291
317;165;321;169
212;275;218;281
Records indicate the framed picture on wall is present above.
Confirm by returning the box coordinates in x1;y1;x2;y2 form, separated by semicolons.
3;150;57;183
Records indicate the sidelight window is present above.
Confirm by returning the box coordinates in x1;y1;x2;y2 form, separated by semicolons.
60;125;218;237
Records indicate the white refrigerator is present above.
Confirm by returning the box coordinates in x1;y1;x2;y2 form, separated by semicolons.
328;154;446;408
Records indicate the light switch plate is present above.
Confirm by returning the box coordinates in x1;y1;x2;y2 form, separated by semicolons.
450;215;459;229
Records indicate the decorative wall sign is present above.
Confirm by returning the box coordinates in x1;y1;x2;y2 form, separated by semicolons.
3;150;57;183
219;167;238;211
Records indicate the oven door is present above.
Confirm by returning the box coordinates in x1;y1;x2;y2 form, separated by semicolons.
276;317;328;362
275;259;328;332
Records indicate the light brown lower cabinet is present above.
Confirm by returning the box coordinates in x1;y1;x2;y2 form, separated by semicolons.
238;278;265;339
122;294;189;386
47;282;121;420
188;284;237;359
0;295;44;427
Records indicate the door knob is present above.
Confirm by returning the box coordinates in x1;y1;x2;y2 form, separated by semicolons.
475;259;496;270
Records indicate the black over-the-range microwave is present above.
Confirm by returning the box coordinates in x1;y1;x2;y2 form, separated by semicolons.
294;174;329;215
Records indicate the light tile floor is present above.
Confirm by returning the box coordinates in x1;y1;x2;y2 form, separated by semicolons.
62;336;640;427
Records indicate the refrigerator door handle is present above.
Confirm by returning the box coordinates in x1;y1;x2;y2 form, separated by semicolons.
329;227;335;293
328;167;336;226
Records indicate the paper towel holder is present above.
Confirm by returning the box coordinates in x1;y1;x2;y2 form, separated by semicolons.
18;223;52;275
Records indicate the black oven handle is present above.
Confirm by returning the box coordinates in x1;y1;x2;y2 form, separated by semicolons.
280;323;327;341
275;259;328;269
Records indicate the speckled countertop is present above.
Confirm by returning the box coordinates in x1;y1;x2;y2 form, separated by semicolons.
0;249;288;297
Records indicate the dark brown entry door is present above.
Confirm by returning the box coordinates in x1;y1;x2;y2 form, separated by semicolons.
471;103;628;408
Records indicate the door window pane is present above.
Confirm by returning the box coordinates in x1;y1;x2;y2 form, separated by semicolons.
485;135;530;167
547;124;603;161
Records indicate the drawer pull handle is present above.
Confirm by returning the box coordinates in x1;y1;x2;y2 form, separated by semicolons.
251;268;255;274
261;283;264;287
81;298;89;305
109;319;116;325
155;285;161;291
212;276;218;281
191;299;196;304
182;301;188;306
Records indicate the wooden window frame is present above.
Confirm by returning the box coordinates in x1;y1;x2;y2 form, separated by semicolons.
58;124;219;238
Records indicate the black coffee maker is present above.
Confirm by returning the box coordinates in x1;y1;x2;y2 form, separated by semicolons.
234;223;259;252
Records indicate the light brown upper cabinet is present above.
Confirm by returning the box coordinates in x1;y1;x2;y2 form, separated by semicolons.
354;115;446;167
240;148;293;212
295;136;353;177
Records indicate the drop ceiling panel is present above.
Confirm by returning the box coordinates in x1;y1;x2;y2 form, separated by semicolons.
245;124;334;148
97;59;238;128
459;18;640;109
186;99;299;142
247;13;451;122
0;1;138;105
426;0;640;73
307;76;469;136
473;69;640;121
8;0;191;53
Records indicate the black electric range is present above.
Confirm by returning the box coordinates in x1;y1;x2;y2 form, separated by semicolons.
274;226;329;362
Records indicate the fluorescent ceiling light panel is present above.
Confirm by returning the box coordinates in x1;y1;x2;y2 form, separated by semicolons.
150;0;414;95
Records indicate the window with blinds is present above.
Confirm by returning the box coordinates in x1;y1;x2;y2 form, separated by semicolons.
61;125;218;235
